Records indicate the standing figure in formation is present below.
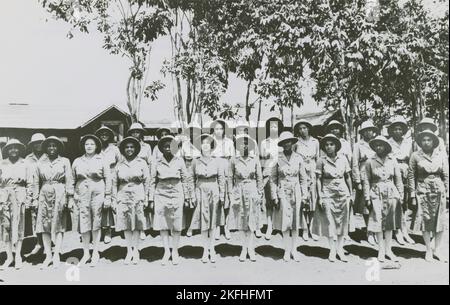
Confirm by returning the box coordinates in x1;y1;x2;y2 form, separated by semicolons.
409;131;448;263
270;132;309;262
353;121;378;245
71;135;112;266
24;133;46;257
127;122;152;241
0;139;33;270
95;126;121;245
152;128;172;161
363;136;403;262
149;135;191;266
179;122;202;238
190;134;225;263
260;117;284;241
32;136;74;269
210;119;235;241
294;120;320;241
234;120;263;238
112;137;149;265
229;135;263;262
325;120;352;164
416;118;448;157
313;134;352;262
387;117;415;245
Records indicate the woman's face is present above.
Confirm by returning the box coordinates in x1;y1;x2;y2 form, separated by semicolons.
421;135;434;151
324;141;336;155
269;122;279;137
84;138;97;155
391;126;405;139
201;138;212;154
237;139;250;156
32;142;43;154
8;146;20;159
282;141;293;153
330;128;342;138
236;127;247;136
363;129;376;140
298;124;309;138
98;131;111;143
374;143;387;156
214;124;224;138
130;131;143;140
161;141;173;156
124;143;136;158
46;142;59;157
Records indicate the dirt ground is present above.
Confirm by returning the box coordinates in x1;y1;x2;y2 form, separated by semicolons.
1;215;448;285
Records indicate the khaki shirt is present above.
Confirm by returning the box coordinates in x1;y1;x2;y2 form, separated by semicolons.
362;155;404;201
112;158;150;204
32;154;74;200
269;152;308;200
408;149;449;198
149;155;190;201
72;154;112;197
352;139;375;184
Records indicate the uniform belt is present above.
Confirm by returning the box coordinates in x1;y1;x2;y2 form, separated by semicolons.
43;179;65;185
418;174;440;182
323;176;344;180
196;176;217;182
235;178;254;184
158;178;181;183
397;159;409;164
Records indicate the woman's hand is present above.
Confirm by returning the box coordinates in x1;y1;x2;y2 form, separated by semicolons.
184;199;191;209
302;200;310;212
103;198;111;209
317;199;324;210
356;183;363;191
273;199;280;210
67;197;75;211
365;199;373;210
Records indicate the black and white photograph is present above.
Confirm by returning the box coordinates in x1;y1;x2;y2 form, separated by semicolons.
0;0;448;288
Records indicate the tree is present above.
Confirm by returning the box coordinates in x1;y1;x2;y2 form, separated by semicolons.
39;0;171;122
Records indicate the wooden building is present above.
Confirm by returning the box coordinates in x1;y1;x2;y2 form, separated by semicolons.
0;103;132;161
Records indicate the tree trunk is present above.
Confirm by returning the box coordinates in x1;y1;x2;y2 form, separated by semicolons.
245;80;252;121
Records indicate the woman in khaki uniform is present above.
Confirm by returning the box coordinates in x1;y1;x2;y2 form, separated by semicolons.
71;135;112;266
32;136;74;269
353;121;378;246
96;126;121;244
228;135;264;262
294;119;320;242
112;137;150;265
190;134;225;263
149;135;191;266
179;122;202;238
409;131;449;263
363;136;403;262
270;132;309;262
313;134;352;263
387;117;415;245
24;133;46;257
210;119;235;241
0;139;33;270
128;122;152;241
260;117;284;241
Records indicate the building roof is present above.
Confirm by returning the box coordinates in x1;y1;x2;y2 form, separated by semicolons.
294;109;340;126
0;103;129;130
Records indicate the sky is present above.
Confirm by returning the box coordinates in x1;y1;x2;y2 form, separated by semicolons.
0;0;448;124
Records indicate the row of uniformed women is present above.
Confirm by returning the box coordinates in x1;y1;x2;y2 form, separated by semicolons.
0;117;448;270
